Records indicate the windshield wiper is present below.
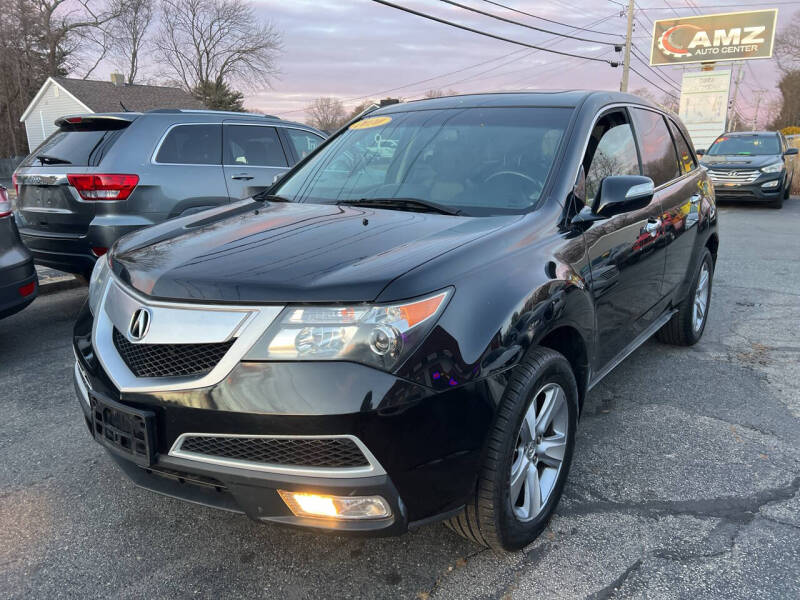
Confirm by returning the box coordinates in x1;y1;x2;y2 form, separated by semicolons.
36;154;71;165
253;192;291;203
336;197;462;216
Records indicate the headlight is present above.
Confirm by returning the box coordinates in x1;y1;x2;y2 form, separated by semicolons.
88;254;111;315
761;162;784;173
244;289;452;371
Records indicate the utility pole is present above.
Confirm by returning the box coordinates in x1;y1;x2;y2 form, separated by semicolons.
620;0;635;92
752;89;766;131
727;63;744;131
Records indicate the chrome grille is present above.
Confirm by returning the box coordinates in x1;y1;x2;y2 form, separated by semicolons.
708;169;760;184
175;435;370;468
112;328;234;378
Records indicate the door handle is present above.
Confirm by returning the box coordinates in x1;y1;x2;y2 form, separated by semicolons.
645;219;661;234
690;194;701;204
231;174;254;181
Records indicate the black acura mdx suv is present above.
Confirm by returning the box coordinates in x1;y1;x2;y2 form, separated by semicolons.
74;92;718;551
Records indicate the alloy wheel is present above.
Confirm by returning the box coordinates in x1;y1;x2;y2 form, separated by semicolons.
693;262;710;332
509;382;568;522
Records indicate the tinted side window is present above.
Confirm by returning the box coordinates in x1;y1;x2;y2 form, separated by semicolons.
668;120;696;175
223;125;287;167
584;117;640;203
285;129;324;160
156;124;221;165
630;108;680;186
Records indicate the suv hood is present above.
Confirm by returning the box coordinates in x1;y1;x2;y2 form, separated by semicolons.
111;200;509;303
701;154;781;169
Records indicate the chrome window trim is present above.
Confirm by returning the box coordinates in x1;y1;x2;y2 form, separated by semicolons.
150;122;323;167
573;103;695;200
91;272;284;393
169;433;386;478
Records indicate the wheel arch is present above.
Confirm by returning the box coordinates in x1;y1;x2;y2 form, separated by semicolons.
534;324;590;412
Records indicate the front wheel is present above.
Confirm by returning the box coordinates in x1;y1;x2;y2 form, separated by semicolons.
446;347;578;552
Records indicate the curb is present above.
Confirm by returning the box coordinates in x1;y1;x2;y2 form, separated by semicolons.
38;275;85;296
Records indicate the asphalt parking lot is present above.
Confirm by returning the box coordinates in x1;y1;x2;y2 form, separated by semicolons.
2;200;799;600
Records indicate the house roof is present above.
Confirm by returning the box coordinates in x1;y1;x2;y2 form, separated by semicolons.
53;77;204;113
20;76;204;121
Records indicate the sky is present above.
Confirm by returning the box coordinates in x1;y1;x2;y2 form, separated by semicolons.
238;0;797;127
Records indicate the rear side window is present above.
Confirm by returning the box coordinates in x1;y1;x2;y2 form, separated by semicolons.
156;124;221;165
668;120;696;175
223;125;287;167
285;129;324;160
630;108;680;187
22;128;125;167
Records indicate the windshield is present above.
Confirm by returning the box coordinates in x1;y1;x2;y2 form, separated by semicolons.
21;127;125;167
275;106;572;215
707;134;781;156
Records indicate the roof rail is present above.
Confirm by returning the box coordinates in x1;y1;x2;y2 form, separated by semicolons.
146;108;280;119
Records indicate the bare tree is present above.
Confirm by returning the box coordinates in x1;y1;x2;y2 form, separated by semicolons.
110;0;153;84
31;0;120;76
155;0;282;93
306;97;347;132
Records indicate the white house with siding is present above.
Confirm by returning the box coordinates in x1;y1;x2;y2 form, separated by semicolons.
19;74;203;151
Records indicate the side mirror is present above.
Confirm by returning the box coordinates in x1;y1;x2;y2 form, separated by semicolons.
272;172;286;185
594;175;654;218
695;148;705;156
784;147;798;156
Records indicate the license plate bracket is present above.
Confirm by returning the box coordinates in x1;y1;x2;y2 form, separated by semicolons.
91;394;157;466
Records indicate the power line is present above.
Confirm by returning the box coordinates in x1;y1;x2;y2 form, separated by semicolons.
439;0;621;45
277;12;620;117
369;0;618;65
477;0;623;36
631;46;680;90
629;65;680;98
636;1;800;10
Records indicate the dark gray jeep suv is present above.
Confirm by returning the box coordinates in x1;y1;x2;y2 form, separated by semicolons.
14;110;325;276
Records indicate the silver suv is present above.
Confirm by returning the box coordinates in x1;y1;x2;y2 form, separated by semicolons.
13;110;325;276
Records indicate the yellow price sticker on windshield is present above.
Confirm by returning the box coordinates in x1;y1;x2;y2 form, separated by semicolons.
349;116;392;130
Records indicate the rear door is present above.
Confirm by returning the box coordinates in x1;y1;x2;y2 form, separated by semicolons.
222;123;291;199
658;116;703;297
15;116;132;237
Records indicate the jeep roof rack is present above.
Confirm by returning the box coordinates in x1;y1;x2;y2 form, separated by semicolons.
146;108;280;119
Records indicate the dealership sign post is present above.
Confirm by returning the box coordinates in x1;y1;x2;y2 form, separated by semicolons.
649;10;778;66
678;70;732;149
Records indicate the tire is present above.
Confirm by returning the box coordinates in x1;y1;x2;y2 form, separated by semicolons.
656;247;713;346
445;347;578;552
770;194;783;209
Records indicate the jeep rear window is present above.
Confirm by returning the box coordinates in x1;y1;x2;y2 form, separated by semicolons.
22;123;127;167
275;106;573;216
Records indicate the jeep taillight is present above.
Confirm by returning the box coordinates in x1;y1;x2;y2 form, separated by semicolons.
67;174;139;200
0;186;10;217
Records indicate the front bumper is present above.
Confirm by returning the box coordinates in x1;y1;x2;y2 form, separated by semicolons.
73;301;494;535
710;173;784;201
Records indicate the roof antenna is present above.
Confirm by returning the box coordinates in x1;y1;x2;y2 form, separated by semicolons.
119;101;130;112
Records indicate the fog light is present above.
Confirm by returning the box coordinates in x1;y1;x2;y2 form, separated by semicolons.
278;490;391;520
761;180;780;189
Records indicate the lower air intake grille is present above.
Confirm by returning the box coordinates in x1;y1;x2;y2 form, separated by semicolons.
177;436;370;468
112;328;234;378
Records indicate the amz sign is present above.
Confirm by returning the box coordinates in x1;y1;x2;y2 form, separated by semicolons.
650;10;778;66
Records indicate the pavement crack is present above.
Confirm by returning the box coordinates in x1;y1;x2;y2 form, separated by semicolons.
425;547;490;599
559;476;800;524
584;559;643;600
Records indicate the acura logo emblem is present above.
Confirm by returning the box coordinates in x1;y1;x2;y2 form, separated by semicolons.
129;308;151;341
